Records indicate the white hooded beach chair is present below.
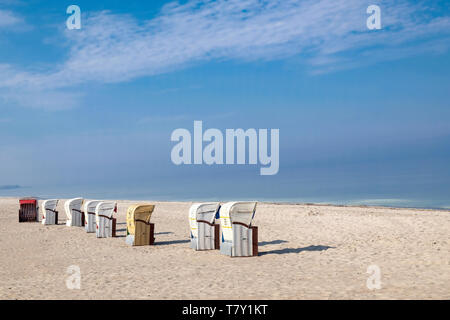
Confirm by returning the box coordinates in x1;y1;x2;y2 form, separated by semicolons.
95;201;117;238
83;200;102;233
219;201;258;257
189;202;220;250
41;199;59;225
64;198;84;227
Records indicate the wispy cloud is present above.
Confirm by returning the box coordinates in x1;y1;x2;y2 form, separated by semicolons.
1;0;450;109
0;89;83;110
0;9;21;28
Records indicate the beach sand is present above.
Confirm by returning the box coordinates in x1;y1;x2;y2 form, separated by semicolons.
0;197;449;299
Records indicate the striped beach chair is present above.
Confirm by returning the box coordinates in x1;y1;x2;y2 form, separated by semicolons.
95;201;117;238
219;201;258;257
83;200;101;233
189;202;220;251
41;199;59;225
64;198;84;227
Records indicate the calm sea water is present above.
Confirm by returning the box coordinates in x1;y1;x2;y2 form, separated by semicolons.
1;184;449;210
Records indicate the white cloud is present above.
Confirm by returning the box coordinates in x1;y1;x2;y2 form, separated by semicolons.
0;87;83;111
0;0;450;109
0;9;21;28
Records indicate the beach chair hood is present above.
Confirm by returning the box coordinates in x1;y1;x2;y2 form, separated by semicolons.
189;202;220;239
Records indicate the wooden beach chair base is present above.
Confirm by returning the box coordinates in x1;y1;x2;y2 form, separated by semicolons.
149;223;155;245
81;213;85;227
112;218;117;237
214;224;220;250
126;222;155;246
251;226;258;256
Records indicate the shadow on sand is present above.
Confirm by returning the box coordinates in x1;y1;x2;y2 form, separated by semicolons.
155;239;190;246
114;230;174;238
259;245;335;256
259;240;288;246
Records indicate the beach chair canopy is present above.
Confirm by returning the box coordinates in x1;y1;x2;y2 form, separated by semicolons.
42;199;58;212
189;202;220;239
84;200;102;216
19;197;37;205
95;202;116;221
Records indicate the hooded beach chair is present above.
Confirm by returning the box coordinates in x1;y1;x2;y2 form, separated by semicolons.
189;202;221;250
125;204;155;246
41;199;59;225
219;201;258;257
19;198;39;222
83;200;102;233
95;201;117;238
64;198;84;227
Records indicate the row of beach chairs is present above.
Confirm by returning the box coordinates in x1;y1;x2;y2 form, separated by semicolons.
18;198;258;257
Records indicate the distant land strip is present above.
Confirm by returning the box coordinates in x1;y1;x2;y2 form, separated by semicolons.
0;185;23;190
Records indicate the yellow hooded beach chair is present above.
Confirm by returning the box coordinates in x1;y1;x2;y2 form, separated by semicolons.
126;204;155;246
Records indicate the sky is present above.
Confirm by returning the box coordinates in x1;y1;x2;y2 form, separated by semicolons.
0;0;449;208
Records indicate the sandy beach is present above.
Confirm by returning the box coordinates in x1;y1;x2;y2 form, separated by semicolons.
0;197;449;299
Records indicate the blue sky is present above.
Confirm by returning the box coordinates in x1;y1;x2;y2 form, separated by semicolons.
0;0;449;208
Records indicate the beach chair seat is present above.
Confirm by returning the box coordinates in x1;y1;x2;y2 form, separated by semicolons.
189;202;220;250
219;201;258;257
125;204;155;246
41;199;59;225
83;200;102;233
95;202;117;238
65;198;84;227
19;198;39;222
